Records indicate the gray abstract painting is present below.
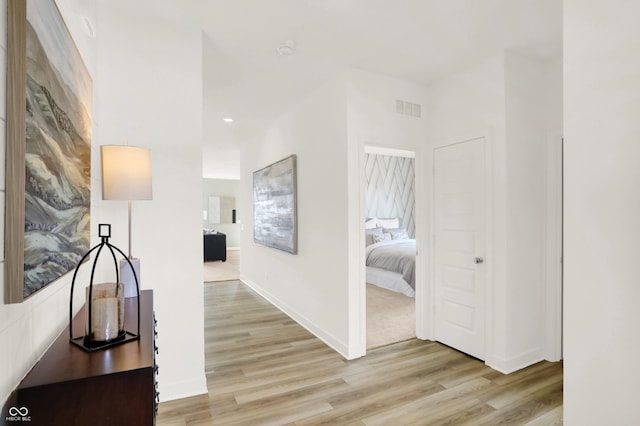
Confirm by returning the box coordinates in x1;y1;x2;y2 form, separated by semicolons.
23;0;92;297
253;155;297;254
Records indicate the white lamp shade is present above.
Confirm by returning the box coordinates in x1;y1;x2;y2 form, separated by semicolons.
101;145;153;200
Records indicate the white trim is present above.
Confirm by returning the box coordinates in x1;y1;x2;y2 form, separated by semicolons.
485;348;544;375
364;145;415;158
431;127;493;150
159;376;208;403
350;137;368;359
483;132;494;365
414;150;430;340
430;130;493;363
544;130;563;361
240;276;351;359
358;142;423;355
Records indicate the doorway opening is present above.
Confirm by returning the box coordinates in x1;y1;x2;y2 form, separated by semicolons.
363;146;417;350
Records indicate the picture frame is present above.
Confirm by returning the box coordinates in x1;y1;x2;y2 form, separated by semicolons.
208;196;236;225
5;0;92;303
253;155;297;254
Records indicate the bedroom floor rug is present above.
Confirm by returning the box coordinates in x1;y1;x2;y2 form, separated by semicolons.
366;283;416;349
204;250;240;282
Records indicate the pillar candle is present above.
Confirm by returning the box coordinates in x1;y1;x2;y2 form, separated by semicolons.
91;297;119;341
86;283;124;342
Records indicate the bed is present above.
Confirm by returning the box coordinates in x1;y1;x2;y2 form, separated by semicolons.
365;220;416;297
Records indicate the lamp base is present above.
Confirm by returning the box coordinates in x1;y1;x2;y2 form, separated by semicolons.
120;258;141;298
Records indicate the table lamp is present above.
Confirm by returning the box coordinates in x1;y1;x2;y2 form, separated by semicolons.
100;145;153;298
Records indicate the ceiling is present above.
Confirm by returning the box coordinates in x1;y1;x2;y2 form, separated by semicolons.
158;1;562;179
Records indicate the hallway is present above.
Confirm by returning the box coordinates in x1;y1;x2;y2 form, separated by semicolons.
157;280;562;425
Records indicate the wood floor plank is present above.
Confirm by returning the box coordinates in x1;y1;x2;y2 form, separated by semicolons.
485;369;563;409
524;405;563;426
361;377;494;426
212;369;362;420
458;379;563;425
213;357;347;396
157;280;563;425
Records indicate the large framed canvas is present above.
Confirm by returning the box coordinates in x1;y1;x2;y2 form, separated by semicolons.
5;0;92;303
253;155;297;254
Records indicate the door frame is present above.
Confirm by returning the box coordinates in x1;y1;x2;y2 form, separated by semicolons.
430;131;493;360
355;143;425;356
545;130;563;361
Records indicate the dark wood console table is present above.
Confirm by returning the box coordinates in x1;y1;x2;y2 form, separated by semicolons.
3;290;158;425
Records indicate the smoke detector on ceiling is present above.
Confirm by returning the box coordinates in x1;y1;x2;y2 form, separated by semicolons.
277;40;296;56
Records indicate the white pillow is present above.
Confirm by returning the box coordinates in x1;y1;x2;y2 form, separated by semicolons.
377;217;399;229
373;233;392;243
390;229;409;240
365;227;384;246
364;218;378;229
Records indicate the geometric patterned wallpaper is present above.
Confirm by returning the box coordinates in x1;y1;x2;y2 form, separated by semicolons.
364;153;416;238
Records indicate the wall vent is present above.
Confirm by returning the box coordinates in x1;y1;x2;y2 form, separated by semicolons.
396;100;404;114
395;100;421;118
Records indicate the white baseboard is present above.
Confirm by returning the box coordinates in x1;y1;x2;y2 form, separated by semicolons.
240;275;350;359
485;348;544;374
227;247;241;251
159;375;208;402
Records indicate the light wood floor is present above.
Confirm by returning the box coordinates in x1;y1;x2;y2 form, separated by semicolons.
157;280;563;425
203;250;240;282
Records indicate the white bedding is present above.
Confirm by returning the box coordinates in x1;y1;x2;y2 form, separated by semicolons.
366;266;415;297
366;239;416;287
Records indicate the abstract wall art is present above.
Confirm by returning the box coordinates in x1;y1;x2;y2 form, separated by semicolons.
6;0;92;303
253;155;297;254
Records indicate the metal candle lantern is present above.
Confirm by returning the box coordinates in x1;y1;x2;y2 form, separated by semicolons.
69;224;140;351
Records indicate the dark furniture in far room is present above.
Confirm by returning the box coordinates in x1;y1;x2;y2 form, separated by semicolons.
204;232;226;262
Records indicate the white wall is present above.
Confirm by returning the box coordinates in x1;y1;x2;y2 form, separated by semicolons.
202;178;240;248
425;55;510;368
240;77;351;356
345;69;429;355
0;0;97;407
541;58;563;132
424;52;562;373
240;69;430;359
564;1;640;423
95;1;206;401
504;50;549;368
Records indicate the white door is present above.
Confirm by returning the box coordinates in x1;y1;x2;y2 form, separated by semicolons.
434;138;486;360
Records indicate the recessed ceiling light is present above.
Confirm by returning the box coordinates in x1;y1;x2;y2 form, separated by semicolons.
277;40;296;56
222;118;233;123
81;16;95;38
